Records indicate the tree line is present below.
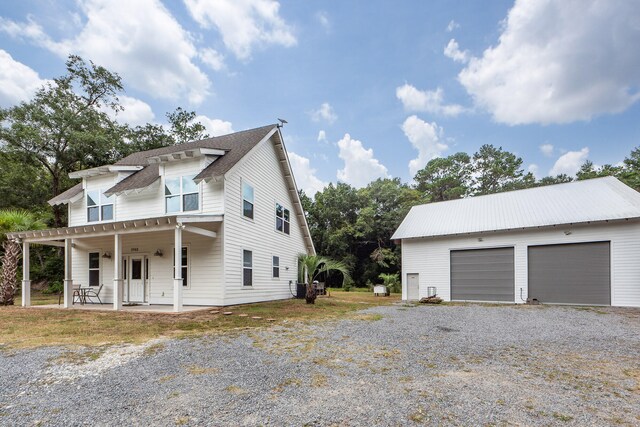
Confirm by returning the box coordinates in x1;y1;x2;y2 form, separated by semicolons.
301;146;640;288
1;55;639;291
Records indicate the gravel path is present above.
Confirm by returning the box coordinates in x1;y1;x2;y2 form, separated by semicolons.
1;304;639;426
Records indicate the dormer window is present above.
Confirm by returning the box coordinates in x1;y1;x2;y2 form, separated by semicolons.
87;190;114;222
165;175;199;213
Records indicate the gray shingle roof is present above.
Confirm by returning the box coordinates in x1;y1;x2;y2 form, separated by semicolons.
108;124;276;193
48;125;277;204
105;164;160;196
48;183;83;206
116;125;276;167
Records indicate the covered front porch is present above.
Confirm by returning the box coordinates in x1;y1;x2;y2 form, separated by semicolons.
9;214;223;313
31;303;214;314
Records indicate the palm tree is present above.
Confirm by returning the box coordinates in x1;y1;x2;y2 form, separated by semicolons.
298;254;351;304
378;273;400;294
0;210;45;305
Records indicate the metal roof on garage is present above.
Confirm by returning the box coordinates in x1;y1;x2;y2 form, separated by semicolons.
392;177;640;240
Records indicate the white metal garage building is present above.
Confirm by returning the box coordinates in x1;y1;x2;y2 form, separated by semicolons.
392;177;640;307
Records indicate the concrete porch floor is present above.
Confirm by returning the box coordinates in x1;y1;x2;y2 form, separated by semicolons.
32;303;215;314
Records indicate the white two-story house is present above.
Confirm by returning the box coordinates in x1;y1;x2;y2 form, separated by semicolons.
10;124;315;311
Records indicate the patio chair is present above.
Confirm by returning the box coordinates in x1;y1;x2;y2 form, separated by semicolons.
71;284;84;304
83;284;104;305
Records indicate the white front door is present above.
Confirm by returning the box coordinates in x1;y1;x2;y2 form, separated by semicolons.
122;256;146;303
128;256;146;303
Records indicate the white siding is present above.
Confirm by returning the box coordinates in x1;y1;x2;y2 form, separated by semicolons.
400;221;640;307
70;224;224;306
68;158;224;226
222;136;308;305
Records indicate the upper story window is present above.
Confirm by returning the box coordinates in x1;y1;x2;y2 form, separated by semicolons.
87;190;113;222
275;203;290;235
165;175;199;214
242;181;254;219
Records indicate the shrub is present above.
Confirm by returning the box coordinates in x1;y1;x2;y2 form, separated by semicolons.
43;280;63;294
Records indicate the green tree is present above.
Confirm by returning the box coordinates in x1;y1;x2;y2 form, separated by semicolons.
124;107;210;154
620;147;640;190
0;152;51;211
0;210;45;305
307;182;362;274
0;55;127;226
414;152;472;201
378;272;400;293
537;174;573;186
472;144;525;195
356;178;422;285
298;254;351;304
576;161;622;181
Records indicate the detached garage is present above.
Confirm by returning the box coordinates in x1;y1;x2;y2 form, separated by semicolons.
392;177;640;307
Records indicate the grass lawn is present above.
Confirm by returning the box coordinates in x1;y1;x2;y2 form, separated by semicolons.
0;290;400;349
15;292;60;306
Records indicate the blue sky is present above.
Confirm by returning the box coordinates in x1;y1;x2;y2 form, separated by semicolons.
1;0;639;195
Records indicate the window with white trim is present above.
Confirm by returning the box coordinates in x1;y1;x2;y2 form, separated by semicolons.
172;246;189;287
165;175;199;213
242;181;254;219
89;252;100;286
87;190;113;222
275;203;290;235
243;250;253;286
272;256;280;278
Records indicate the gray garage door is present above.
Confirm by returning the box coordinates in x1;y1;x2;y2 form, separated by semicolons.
528;241;610;305
450;247;515;302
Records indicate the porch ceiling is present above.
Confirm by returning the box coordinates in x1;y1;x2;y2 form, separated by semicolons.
7;214;223;243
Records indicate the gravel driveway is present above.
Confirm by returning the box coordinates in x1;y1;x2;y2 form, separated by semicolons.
1;304;639;426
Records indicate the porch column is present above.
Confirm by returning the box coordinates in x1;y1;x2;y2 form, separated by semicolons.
173;225;184;312
21;240;30;307
113;233;123;311
63;239;73;308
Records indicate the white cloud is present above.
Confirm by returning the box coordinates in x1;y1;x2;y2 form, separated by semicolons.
396;84;465;116
194;116;234;136
539;143;554;157
446;20;460;32
0;50;47;107
1;0;211;104
184;0;296;60
0;17;66;56
549;147;589;176
337;134;389;188
458;0;640;125
199;48;225;71
310;102;337;124
316;11;330;31
111;96;155;126
288;152;327;196
528;164;539;177
401;115;449;176
443;38;469;63
317;130;327;143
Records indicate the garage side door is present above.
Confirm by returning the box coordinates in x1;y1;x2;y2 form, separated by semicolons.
450;247;514;302
528;242;610;305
